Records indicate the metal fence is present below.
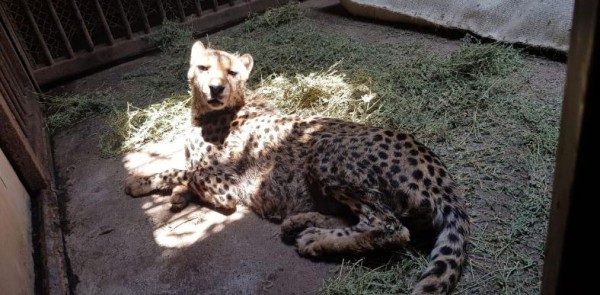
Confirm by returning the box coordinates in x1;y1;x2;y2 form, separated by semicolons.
0;0;287;86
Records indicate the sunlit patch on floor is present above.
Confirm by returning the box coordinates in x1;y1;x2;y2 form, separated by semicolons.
122;140;186;174
153;207;249;248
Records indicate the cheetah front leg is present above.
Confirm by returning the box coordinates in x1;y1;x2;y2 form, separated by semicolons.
294;188;410;257
125;169;190;197
125;167;238;213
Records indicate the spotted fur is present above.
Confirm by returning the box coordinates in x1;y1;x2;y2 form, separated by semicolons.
125;41;470;294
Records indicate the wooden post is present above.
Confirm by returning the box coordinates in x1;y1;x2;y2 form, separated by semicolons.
542;0;598;294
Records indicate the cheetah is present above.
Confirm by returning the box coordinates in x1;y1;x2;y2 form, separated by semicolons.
125;41;470;295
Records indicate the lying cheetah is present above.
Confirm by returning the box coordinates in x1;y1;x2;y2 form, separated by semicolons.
125;41;470;295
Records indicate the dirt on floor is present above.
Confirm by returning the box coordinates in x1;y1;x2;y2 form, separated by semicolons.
50;1;566;294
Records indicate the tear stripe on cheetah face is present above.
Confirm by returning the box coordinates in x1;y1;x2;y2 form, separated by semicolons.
125;41;470;295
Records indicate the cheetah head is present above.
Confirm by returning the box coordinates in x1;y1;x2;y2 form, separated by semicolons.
187;41;253;118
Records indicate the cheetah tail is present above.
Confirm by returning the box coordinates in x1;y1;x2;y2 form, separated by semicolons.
411;205;470;295
125;169;192;197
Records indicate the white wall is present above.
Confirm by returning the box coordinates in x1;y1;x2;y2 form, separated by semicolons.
0;147;35;295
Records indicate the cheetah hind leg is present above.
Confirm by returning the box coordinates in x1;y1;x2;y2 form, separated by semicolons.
281;212;352;244
294;189;410;257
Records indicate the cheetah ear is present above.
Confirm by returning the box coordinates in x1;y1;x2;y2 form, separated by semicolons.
239;54;254;73
190;41;206;64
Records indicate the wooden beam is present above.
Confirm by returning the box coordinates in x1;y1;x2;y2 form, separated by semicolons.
542;0;599;294
0;91;49;192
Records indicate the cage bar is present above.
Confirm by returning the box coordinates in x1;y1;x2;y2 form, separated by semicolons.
212;0;219;11
69;0;94;51
92;0;115;45
44;0;74;58
156;0;167;22
194;0;203;16
134;0;151;33
174;0;186;22
115;0;133;39
20;1;54;65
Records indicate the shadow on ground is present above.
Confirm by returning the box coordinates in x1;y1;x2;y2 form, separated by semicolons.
53;117;344;294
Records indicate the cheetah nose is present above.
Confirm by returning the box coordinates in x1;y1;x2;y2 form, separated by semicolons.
209;85;225;97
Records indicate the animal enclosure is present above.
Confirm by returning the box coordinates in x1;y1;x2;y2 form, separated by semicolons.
0;0;290;86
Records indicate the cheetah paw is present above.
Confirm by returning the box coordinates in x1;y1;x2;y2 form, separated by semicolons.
295;227;327;257
124;175;151;197
281;217;316;245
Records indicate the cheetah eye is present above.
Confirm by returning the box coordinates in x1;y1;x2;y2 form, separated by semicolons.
228;70;238;76
198;65;208;71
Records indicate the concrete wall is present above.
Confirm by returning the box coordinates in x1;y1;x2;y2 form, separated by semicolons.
0;147;34;295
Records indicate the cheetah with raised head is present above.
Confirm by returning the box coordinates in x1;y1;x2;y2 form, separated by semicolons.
125;41;470;295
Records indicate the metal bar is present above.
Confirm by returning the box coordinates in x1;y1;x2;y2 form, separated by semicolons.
92;0;115;45
229;0;235;6
156;0;167;22
44;0;74;58
135;0;151;33
69;0;94;51
174;0;186;22
20;1;54;65
194;0;203;16
115;0;133;39
212;0;219;11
